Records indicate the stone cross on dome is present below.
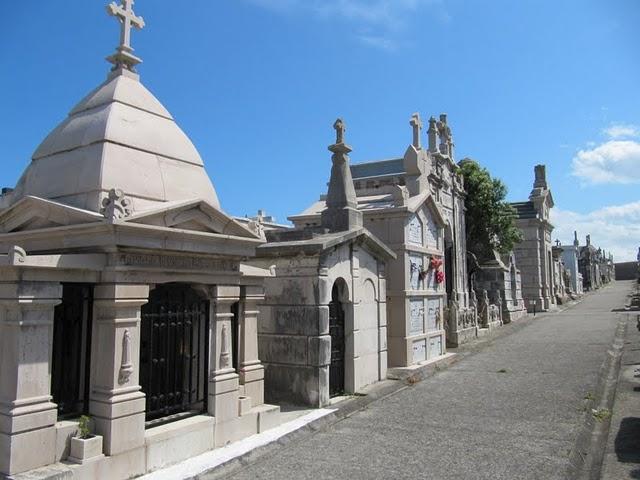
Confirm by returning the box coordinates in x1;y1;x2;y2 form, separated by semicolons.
106;0;146;71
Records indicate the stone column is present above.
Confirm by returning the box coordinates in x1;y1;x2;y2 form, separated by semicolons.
0;280;61;476
208;286;240;446
89;284;149;457
238;285;265;407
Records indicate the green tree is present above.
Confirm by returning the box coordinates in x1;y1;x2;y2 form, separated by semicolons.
458;159;522;261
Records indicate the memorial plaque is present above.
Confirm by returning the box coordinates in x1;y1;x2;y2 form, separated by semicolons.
409;254;423;290
409;298;424;335
426;298;440;331
408;214;423;246
412;339;427;363
425;211;440;249
428;335;443;360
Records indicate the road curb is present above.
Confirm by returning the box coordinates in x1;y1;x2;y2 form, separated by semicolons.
567;314;627;479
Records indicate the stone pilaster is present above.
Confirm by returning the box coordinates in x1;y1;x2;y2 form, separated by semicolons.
0;281;61;476
89;284;149;456
238;285;265;407
208;286;240;446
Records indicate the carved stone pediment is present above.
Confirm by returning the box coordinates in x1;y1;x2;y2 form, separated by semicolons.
124;199;261;239
0;196;103;233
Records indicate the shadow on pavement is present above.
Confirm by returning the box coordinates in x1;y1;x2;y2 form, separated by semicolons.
615;417;640;466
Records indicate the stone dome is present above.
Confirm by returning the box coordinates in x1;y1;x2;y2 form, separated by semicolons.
11;69;220;213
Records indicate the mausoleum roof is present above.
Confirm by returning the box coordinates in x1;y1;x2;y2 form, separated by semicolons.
510;201;537;219
350;158;405;179
10;69;220;214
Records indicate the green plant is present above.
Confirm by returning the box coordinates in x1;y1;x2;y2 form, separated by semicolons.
584;392;595;401
78;415;92;439
497;368;508;373
458;159;523;261
591;408;611;422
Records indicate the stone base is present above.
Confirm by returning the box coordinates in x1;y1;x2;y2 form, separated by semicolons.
387;353;457;381
446;326;477;348
503;308;527;323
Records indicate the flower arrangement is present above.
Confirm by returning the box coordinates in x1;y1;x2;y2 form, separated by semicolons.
429;256;445;284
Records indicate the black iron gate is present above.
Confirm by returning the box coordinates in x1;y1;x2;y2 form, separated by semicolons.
140;285;209;425
51;284;93;419
328;285;345;397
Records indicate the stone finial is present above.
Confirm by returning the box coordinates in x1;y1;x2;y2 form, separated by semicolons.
436;114;453;157
106;0;145;72
534;164;548;189
333;118;346;145
101;188;132;223
586;234;591;246
392;185;409;207
573;231;579;247
428;116;438;153
322;118;362;232
410;113;423;150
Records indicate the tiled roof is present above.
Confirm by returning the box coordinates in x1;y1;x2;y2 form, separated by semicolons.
350;158;405;179
510;201;537;219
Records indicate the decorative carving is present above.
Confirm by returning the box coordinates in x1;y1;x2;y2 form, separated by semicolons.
118;329;134;385
8;245;26;265
247;220;266;239
409;113;422;149
106;0;146;71
333;118;346;145
102;189;132;223
220;323;230;369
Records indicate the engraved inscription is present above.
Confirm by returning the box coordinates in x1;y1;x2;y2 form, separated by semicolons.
117;253;239;272
428;335;443;360
408;214;423;246
410;298;424;335
412;339;427;363
425;210;439;249
426;298;440;331
409;254;423;290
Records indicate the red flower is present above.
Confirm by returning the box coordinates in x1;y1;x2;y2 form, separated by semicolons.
436;270;445;284
430;256;443;270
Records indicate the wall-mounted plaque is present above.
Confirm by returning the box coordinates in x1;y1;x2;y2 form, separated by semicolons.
428;335;443;360
412;339;427;363
409;298;424;335
409;254;423;290
408;214;423;246
426;298;440;331
425;211;439;249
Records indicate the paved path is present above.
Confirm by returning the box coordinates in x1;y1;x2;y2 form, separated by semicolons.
213;283;631;480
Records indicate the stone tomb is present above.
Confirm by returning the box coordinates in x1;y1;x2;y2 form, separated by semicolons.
251;120;395;407
510;165;556;312
0;3;277;478
289;114;466;366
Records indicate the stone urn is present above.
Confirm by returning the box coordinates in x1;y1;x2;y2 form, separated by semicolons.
68;434;104;464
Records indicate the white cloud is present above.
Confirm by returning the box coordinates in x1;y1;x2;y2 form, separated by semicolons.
571;140;640;184
245;0;445;50
603;123;640;139
551;202;640;262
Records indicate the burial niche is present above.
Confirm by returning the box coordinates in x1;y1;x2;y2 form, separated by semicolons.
51;284;93;419
140;284;209;426
329;279;347;397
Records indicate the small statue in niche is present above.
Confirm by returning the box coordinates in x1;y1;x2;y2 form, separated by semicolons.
118;329;134;385
220;323;231;369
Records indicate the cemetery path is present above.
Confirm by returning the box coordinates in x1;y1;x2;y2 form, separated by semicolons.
217;282;632;480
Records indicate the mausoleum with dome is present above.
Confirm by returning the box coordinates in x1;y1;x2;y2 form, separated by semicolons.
0;1;278;478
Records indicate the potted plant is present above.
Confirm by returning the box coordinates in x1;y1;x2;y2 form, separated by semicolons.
68;415;104;464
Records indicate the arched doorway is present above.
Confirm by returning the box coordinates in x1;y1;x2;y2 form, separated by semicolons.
329;280;347;397
140;284;209;426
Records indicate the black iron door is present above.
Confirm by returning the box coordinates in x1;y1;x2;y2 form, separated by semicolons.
140;285;209;425
328;292;345;397
51;284;93;419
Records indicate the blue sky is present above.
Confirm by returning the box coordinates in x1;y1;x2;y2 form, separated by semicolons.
1;0;639;260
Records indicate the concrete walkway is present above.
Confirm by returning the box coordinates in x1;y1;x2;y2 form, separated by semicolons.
207;282;631;480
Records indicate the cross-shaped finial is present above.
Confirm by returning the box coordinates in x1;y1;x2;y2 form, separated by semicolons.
410;112;422;149
106;0;146;71
333;118;346;145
